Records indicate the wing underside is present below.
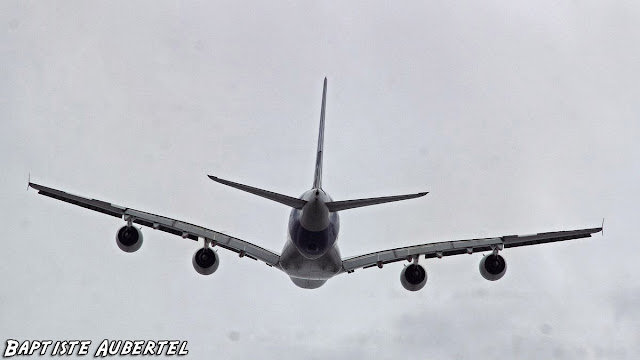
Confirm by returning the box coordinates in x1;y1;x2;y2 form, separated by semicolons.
341;227;602;273
29;182;280;266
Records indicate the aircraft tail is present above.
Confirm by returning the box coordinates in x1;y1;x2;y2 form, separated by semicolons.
313;77;327;189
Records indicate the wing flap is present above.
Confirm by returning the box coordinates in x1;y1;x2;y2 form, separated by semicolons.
125;208;281;265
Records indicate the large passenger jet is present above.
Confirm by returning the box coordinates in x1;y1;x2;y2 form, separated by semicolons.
28;79;602;290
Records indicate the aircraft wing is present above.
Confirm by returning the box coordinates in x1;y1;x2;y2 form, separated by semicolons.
28;182;281;267
341;227;602;273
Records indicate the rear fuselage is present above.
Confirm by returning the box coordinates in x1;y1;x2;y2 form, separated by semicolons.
279;188;342;288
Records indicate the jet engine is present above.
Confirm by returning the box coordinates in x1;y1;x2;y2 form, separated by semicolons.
192;248;219;275
400;264;427;291
479;254;507;281
116;225;143;253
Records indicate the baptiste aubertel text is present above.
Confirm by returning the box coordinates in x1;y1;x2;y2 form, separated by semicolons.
3;339;189;357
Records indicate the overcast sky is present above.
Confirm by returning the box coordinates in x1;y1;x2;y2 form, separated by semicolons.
2;1;639;358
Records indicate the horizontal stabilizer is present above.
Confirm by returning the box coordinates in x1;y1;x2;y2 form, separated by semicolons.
208;175;307;209
325;192;428;212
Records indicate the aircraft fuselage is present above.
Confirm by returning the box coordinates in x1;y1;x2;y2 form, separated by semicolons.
279;188;343;288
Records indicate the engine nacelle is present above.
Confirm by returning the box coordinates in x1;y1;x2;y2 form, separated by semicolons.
192;248;219;275
116;225;143;253
479;254;507;281
400;264;427;291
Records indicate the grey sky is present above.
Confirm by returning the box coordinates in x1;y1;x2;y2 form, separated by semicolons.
2;1;639;358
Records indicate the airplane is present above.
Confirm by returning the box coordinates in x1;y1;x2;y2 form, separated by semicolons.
28;78;602;290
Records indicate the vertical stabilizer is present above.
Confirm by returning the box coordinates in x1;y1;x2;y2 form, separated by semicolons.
313;77;327;189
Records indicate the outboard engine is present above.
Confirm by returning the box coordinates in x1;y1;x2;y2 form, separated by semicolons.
116;225;143;253
479;254;507;281
400;264;427;291
192;248;219;275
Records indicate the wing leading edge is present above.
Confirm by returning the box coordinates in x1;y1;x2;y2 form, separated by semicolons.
28;182;280;266
341;227;602;273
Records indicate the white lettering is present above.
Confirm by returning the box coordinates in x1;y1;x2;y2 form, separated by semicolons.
157;341;169;355
121;341;132;355
67;341;79;354
166;341;179;355
40;341;53;355
94;339;109;358
27;340;41;355
17;341;29;355
52;341;60;355
131;341;144;355
178;341;189;355
59;341;68;355
3;340;19;357
78;341;91;355
143;341;155;355
108;340;122;355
